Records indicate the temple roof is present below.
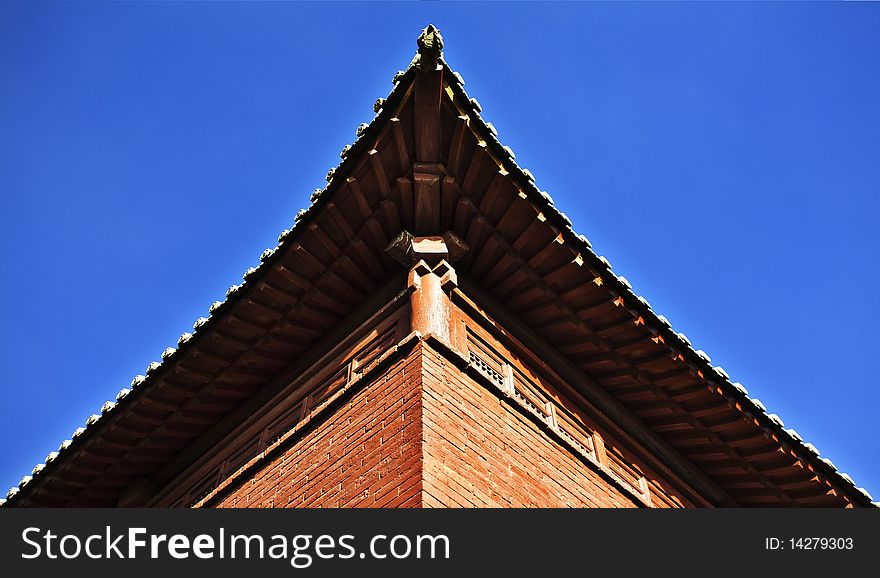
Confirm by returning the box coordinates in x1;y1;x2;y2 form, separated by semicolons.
3;25;874;507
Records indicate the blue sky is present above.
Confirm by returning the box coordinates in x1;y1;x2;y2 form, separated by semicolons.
1;2;878;501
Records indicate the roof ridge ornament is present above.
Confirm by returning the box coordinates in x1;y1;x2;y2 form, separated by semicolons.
415;24;443;72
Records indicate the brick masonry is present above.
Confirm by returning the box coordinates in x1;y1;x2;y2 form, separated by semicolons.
421;342;639;508
214;342;424;508
213;339;640;508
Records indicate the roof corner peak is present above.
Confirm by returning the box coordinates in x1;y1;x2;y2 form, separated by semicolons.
416;24;443;72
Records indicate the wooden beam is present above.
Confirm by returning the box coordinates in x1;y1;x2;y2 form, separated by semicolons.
478;170;508;216
460;141;487;195
369;149;391;197
379;199;401;236
336;253;374;290
511;215;548;254
393;177;414;231
325;202;356;241
323;265;365;302
346;177;373;223
276;265;311;293
413;170;441;235
440;176;458;231
413;67;443;162
255;281;299;307
481;252;520;291
451;196;475;234
350;238;384;283
243;298;285;320
291;242;328;274
390;117;410;172
308;223;343;259
462;214;490;269
469;233;503;278
447;115;469;177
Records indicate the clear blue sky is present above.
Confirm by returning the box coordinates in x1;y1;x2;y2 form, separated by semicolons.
1;2;878;500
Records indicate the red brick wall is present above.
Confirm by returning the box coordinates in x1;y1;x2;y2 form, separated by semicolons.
212;339;641;508
421;342;640;508
214;343;424;508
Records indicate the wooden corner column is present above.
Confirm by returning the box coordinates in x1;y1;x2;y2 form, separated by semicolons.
386;231;468;347
409;258;456;344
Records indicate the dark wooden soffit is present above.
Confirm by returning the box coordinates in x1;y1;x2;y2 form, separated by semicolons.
5;25;871;508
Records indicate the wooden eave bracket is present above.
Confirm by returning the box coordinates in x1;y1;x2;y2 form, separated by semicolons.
385;230;469;267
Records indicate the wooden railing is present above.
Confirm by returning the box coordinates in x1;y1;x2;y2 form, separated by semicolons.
463;323;685;508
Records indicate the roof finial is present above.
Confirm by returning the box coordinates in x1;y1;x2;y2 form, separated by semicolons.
415;24;443;72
